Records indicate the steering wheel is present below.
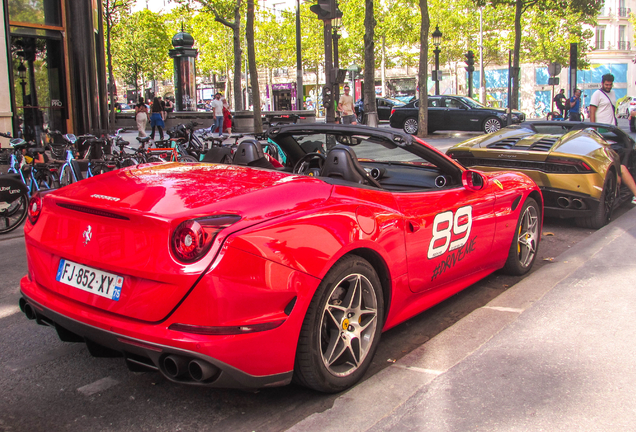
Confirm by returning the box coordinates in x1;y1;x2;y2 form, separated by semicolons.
293;152;326;175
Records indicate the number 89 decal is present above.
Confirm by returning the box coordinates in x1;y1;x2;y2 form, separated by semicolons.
427;206;472;259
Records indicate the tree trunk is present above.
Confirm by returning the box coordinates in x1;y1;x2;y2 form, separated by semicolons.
246;0;262;133
107;22;116;130
512;0;522;110
416;0;429;138
363;0;377;127
233;2;243;111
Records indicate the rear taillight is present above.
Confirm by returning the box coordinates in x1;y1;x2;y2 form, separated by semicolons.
28;193;42;224
545;156;594;173
391;108;396;116
171;215;241;263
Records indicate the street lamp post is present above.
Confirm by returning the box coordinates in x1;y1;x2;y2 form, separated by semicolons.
432;25;442;96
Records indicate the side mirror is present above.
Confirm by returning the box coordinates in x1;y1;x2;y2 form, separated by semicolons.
462;170;485;191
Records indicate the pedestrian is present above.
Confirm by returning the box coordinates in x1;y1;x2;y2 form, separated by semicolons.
568;89;583;121
222;98;232;135
149;97;165;141
211;93;224;136
135;97;149;137
554;89;567;118
165;98;174;113
337;85;357;125
158;96;167;121
589;74;617;126
588;73;636;202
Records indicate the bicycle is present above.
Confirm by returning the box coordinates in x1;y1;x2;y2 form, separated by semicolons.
4;134;58;192
0;132;30;234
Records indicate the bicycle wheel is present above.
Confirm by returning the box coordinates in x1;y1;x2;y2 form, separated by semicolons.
147;156;165;163
178;155;198;163
58;165;75;187
35;170;59;190
120;157;139;168
89;162;111;177
0;190;28;234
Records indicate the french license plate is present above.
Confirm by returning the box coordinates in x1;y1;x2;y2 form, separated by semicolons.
56;259;123;301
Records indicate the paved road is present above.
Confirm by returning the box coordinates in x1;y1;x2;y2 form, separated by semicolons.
0;119;634;431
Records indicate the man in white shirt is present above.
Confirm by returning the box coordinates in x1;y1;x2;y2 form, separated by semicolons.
337;86;357;125
589;74;636;202
589;74;617;125
211;93;224;136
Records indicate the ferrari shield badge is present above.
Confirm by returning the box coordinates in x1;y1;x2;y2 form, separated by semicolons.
493;179;504;190
82;225;92;245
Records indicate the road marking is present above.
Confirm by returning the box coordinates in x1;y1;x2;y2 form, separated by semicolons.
393;364;444;375
0;304;20;319
77;377;119;396
482;306;524;313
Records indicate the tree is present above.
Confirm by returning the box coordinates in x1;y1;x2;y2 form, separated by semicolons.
187;0;244;111
476;0;602;109
417;0;430;138
111;10;171;99
363;0;378;126
102;0;134;129
246;0;262;131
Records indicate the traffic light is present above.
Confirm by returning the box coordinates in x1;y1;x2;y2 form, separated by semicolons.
465;51;475;73
310;0;335;20
322;86;332;107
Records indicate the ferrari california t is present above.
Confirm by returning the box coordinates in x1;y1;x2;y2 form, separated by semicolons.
20;124;542;393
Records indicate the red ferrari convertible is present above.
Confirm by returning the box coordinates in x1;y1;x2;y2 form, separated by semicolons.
19;124;542;393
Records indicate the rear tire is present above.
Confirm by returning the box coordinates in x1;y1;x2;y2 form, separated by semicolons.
576;171;617;229
502;197;541;275
178;155;198;163
483;117;502;134
294;256;384;393
403;117;418;134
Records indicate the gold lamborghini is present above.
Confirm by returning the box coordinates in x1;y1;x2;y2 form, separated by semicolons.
447;121;635;229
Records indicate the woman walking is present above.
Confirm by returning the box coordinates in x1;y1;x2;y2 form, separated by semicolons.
222;98;232;134
135;98;149;137
150;97;165;141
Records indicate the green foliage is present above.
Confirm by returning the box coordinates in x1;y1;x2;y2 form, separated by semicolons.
111;9;172;87
163;6;234;78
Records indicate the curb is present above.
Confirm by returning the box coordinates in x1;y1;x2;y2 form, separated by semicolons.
287;206;636;431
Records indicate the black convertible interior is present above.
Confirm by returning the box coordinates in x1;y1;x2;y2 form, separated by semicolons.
201;125;463;192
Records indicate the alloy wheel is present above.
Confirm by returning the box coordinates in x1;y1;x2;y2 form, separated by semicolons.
484;118;502;134
403;118;418;134
319;273;378;377
516;204;539;268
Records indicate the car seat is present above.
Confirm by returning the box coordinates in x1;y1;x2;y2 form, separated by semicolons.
232;139;274;169
320;145;369;184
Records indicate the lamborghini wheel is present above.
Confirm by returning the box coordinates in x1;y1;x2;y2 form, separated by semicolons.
294;256;384;393
502;197;540;276
576;171;617;229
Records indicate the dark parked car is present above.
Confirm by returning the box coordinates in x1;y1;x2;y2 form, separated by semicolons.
389;95;525;135
354;97;405;123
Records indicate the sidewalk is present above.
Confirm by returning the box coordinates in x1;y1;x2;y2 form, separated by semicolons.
289;206;636;431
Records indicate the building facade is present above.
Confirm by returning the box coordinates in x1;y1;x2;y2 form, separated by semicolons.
1;0;108;147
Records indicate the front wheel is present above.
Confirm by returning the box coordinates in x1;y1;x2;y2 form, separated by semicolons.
0;191;28;234
483;117;502;134
576;171;617;229
294;256;384;393
502;197;541;275
403;117;418;134
58;165;74;187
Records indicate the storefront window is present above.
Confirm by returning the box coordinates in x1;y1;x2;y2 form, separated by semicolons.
8;0;62;27
11;35;66;142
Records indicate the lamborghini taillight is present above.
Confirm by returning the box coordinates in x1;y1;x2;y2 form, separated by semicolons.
544;156;595;173
171;215;241;263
